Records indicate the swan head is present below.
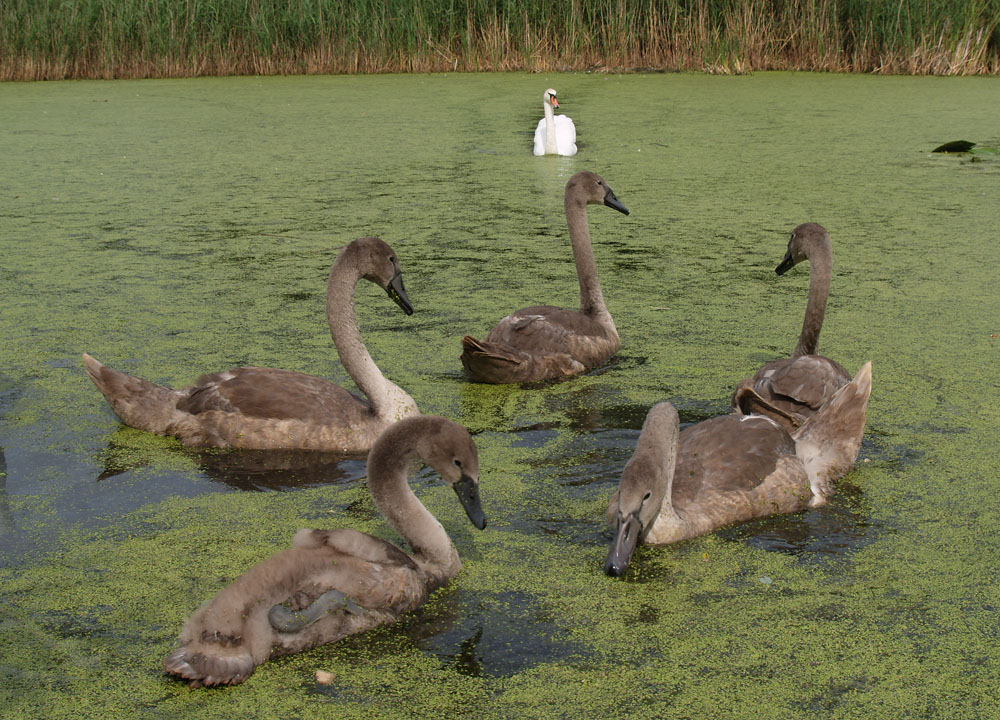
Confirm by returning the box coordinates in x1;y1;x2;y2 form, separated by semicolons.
566;171;630;216
543;88;559;109
776;222;830;276
349;236;414;315
605;402;678;577
412;417;487;530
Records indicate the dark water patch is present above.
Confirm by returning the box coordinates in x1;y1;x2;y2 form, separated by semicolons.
39;605;116;640
584;401;653;431
521;426;634;487
631;602;662;624
583;354;649;381
310;588;581;682
0;448;10;536
340;494;377;523
0;373;24;421
716;478;880;559
507;421;561;435
408;589;582;678
509;428;559;449
858;430;924;472
536;517;607;547
796;676;871;714
672;396;732;425
193;450;366;492
545;429;636;491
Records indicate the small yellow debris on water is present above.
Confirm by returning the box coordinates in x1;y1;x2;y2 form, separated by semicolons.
316;670;335;685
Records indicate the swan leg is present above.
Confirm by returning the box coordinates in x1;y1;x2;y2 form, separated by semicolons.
268;589;365;633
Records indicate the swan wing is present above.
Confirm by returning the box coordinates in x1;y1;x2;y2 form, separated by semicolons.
762;355;851;410
673;414;796;503
486;306;602;355
293;528;419;571
533;118;547;155
177;367;366;424
553;114;577;156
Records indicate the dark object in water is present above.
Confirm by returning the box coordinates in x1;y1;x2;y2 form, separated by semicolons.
932;140;976;153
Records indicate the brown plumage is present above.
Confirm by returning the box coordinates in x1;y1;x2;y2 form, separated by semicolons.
461;171;629;384
732;223;853;428
82;237;418;453
606;362;872;576
162;415;487;688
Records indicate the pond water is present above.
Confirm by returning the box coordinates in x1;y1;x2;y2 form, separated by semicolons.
1;72;998;718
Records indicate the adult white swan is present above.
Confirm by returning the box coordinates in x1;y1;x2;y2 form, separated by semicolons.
533;88;577;156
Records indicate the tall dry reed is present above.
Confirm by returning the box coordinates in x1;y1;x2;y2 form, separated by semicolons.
2;0;998;80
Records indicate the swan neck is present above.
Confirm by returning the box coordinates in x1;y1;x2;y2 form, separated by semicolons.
641;407;680;521
367;448;460;581
544;101;557;154
326;250;406;418
793;247;833;358
565;194;608;317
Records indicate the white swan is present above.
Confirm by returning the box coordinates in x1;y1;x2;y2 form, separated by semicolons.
533;88;577;156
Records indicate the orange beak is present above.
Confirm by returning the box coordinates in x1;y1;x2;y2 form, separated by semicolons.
550;96;559;109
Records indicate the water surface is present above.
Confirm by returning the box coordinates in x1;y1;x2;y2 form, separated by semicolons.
1;72;999;719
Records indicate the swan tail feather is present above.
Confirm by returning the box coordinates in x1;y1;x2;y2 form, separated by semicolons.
460;336;585;383
793;361;872;503
82;353;183;435
732;384;803;434
460;336;530;384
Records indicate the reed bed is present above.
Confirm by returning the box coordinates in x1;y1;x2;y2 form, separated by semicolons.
2;0;999;80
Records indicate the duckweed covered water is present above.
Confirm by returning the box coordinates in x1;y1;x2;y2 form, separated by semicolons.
1;72;999;718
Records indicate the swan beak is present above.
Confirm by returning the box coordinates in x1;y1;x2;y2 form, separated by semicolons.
550;96;559;109
775;251;795;276
605;511;642;577
453;473;487;530
603;187;630;216
386;270;414;315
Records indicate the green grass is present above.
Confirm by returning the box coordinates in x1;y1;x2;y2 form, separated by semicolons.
2;0;999;79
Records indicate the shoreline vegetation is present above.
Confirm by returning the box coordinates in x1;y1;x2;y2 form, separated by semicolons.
2;0;999;81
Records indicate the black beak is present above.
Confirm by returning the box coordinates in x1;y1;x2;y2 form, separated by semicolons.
386;269;413;315
453;473;487;530
775;252;795;276
605;511;642;577
603;186;629;216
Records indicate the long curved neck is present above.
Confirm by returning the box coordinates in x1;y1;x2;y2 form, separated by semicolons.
792;244;833;357
367;445;460;584
326;249;410;418
543;101;557;154
565;194;609;318
637;405;680;524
